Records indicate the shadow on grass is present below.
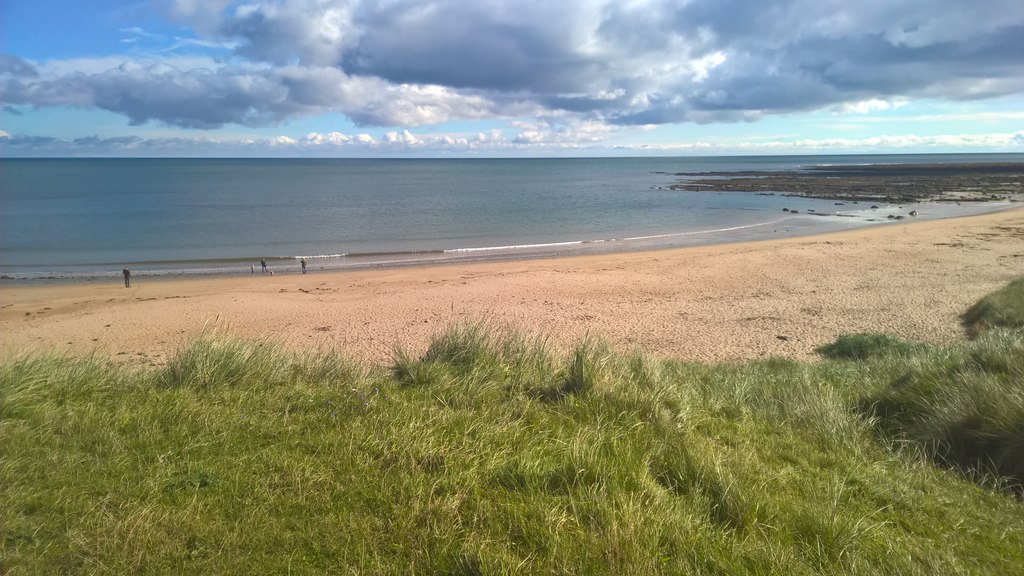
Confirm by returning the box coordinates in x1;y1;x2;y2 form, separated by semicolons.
852;329;1024;493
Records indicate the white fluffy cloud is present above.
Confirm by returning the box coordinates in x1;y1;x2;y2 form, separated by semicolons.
3;127;1021;157
835;99;907;115
619;131;1024;154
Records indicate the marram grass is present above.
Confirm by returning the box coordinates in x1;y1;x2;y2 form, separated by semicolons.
964;276;1024;336
3;310;1024;573
860;328;1024;488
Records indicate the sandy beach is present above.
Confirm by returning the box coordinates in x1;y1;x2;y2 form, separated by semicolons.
2;207;1022;367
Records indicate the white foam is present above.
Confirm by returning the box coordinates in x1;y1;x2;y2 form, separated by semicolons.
294;254;347;259
623;218;792;241
445;240;588;253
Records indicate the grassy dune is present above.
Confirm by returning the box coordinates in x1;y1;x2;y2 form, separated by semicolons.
2;282;1023;574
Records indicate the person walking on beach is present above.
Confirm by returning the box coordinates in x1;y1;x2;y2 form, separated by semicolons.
122;266;131;288
251;264;255;275
301;258;307;274
261;258;268;273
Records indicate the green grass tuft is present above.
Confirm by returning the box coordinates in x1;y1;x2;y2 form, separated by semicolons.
159;333;291;390
816;332;924;360
964;276;1024;336
859;328;1024;489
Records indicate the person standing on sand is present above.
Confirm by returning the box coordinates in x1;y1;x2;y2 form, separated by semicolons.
122;266;130;288
301;258;307;274
261;258;267;273
251;264;255;275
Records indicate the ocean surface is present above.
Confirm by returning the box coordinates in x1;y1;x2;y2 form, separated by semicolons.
1;154;1020;281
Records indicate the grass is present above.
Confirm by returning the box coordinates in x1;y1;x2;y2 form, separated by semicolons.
964;277;1024;336
814;333;924;360
2;281;1024;574
859;328;1024;489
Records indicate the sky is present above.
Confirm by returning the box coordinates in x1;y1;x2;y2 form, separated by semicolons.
1;0;1023;157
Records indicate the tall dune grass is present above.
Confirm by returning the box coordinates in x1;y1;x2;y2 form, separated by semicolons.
964;277;1024;336
859;328;1024;489
3;284;1024;574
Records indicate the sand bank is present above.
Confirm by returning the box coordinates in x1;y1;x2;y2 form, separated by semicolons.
2;208;1022;366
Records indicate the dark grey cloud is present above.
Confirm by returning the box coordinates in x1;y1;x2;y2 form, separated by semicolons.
341;1;599;93
0;133;282;156
3;0;1022;130
220;0;354;66
72;135;145;148
1;61;300;128
0;55;39;77
0;56;512;128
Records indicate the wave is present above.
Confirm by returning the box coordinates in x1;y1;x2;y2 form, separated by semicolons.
64;219;806;269
445;240;589;253
337;250;444;258
622;218;791;241
402;218;796;255
292;253;347;260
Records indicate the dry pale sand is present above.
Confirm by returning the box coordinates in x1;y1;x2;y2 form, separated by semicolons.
2;208;1023;367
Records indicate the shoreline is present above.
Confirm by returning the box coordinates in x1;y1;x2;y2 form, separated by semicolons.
2;199;1017;284
2;207;1023;366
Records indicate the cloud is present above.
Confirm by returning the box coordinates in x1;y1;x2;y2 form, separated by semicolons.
837;111;1024;123
620;131;1024;153
0;54;39;77
4;0;1024;130
213;0;1024;122
510;118;617;144
223;0;359;66
834;98;906;114
158;0;236;34
120;26;166;43
1;57;299;128
0;55;523;128
2;126;1020;157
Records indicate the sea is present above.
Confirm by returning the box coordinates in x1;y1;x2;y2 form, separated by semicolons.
1;154;1021;281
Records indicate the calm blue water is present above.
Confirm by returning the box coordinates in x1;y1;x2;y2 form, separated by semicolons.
1;154;1020;280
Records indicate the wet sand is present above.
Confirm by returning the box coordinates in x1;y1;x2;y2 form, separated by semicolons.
2;208;1022;367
